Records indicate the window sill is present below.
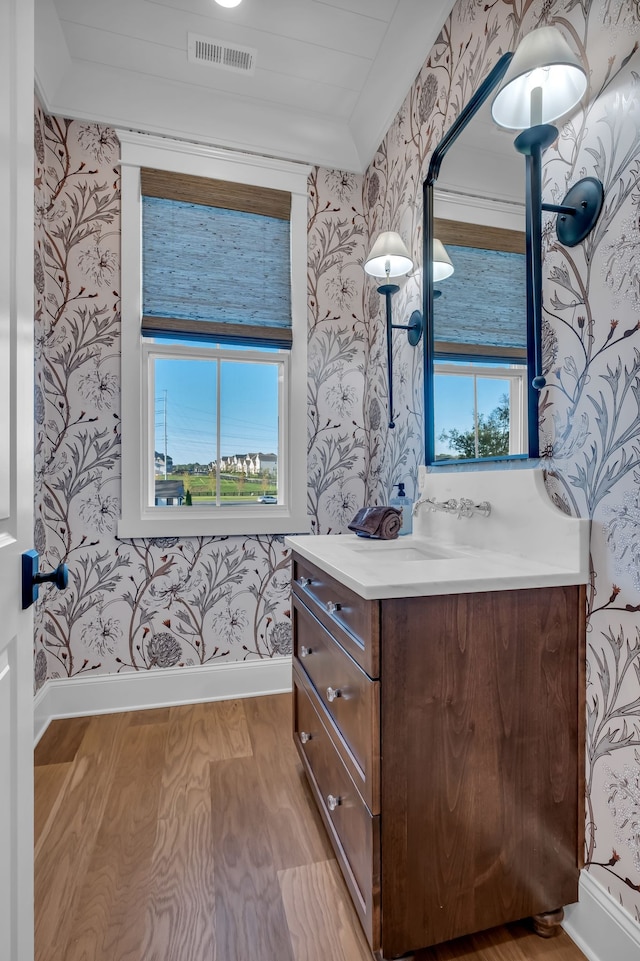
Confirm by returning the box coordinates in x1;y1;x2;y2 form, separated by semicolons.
426;455;537;472
117;506;310;539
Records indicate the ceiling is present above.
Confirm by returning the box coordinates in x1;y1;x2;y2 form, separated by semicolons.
35;0;457;172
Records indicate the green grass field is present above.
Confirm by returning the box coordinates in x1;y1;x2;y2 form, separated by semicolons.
158;472;276;502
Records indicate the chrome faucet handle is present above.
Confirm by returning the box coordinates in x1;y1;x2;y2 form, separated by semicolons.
413;494;491;518
458;498;492;518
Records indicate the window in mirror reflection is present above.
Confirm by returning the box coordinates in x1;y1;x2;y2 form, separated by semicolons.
431;229;527;462
434;244;526;356
434;361;526;461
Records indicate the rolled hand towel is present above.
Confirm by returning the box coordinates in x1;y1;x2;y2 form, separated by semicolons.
347;506;401;540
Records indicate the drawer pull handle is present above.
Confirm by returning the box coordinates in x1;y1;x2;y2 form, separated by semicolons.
326;686;342;703
297;576;311;588
300;731;312;744
326;601;342;614
327;794;341;812
300;645;312;658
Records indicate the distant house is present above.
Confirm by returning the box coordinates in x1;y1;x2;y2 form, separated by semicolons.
219;453;250;474
254;453;277;476
154;451;173;475
219;452;277;476
154;479;184;506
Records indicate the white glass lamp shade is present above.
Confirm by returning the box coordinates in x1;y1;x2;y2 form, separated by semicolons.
491;26;587;130
214;0;242;7
433;238;454;282
364;231;413;279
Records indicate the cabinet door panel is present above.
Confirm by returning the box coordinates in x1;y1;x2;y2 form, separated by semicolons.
379;587;582;957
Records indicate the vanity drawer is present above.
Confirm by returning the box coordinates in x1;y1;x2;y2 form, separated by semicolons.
293;596;380;813
293;668;380;950
292;555;380;678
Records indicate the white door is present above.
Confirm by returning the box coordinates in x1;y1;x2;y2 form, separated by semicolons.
1;1;36;960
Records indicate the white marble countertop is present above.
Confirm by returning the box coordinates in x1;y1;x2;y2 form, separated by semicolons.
285;532;589;600
286;467;590;600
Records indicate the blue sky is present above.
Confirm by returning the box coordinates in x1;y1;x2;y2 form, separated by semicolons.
434;373;509;455
154;356;279;464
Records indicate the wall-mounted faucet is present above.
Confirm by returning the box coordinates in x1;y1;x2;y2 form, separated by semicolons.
413;496;491;519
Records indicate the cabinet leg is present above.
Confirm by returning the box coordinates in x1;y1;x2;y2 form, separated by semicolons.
373;953;415;961
532;908;564;938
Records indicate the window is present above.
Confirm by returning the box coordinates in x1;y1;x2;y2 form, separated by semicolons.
118;132;310;537
432;225;528;463
147;343;284;509
434;360;526;461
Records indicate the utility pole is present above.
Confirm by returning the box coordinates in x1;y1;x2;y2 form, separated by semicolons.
163;389;168;479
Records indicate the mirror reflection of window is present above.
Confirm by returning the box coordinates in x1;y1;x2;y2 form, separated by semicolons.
432;220;527;463
434;363;525;460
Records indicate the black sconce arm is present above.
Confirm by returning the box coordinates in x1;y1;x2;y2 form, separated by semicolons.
377;283;424;430
378;283;400;429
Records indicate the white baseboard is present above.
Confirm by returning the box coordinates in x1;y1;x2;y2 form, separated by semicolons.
563;869;640;961
34;656;292;745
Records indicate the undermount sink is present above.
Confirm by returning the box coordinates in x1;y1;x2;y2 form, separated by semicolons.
345;538;456;562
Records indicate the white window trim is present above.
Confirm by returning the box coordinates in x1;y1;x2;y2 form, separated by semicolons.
117;131;310;538
434;361;527;457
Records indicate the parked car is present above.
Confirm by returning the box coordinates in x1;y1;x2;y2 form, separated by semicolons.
257;494;278;504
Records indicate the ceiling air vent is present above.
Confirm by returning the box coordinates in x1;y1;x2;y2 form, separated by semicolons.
188;33;257;75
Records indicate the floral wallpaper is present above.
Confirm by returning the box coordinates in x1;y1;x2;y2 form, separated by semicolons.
33;0;640;932
311;0;640;929
363;0;640;929
33;113;307;683
537;1;640;923
307;167;420;532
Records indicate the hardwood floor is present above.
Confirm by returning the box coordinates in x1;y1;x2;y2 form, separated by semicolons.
35;694;589;961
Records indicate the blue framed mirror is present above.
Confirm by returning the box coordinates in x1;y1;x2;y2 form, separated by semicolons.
423;53;541;464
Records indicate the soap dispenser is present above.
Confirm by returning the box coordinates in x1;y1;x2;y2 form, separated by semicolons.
391;482;412;536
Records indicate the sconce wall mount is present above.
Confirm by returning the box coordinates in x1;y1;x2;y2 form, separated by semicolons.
513;125;604;248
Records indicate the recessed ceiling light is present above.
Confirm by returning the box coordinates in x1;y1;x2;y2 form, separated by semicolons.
214;0;242;7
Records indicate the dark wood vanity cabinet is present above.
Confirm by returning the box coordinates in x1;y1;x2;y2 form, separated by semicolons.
291;552;585;960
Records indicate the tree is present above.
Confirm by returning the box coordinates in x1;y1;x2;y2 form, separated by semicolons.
439;394;510;459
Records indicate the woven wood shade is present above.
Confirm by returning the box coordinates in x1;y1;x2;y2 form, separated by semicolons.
141;168;291;220
141;316;292;347
433;219;526;357
141;170;292;347
434;218;525;254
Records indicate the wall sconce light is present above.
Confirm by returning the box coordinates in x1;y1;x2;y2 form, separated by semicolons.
432;237;454;300
364;231;422;429
491;26;604;390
